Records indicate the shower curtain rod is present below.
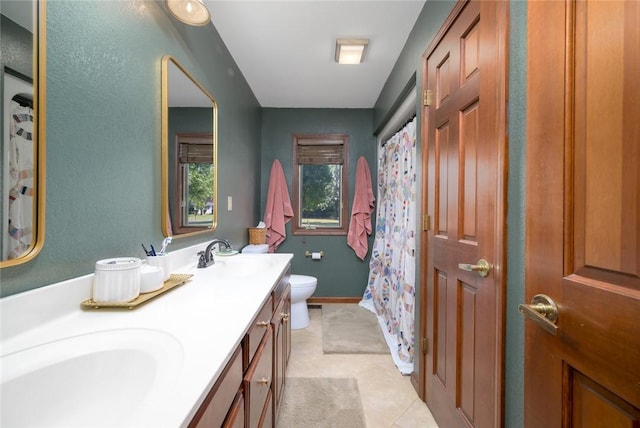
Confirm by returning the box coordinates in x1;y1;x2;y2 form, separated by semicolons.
381;113;416;146
12;94;33;108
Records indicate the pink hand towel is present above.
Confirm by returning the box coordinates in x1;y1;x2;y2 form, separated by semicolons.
347;156;375;260
264;159;293;253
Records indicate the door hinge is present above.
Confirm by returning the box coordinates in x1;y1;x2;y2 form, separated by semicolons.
422;214;431;231
423;89;432;107
422;337;428;354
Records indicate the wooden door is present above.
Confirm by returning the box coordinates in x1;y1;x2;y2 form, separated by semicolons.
420;1;508;427
525;1;640;426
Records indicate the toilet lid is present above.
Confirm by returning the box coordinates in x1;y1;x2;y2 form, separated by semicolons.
241;244;269;254
289;274;317;287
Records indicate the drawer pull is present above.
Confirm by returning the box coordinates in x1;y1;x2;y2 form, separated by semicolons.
257;377;270;386
281;313;289;322
256;321;269;327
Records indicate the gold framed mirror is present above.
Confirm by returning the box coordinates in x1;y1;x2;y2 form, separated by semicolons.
0;0;46;267
161;56;217;238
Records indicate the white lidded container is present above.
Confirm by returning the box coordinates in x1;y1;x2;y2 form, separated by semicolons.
140;264;164;293
92;257;142;303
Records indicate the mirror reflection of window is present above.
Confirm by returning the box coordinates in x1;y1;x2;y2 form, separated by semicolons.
161;56;217;238
175;134;214;232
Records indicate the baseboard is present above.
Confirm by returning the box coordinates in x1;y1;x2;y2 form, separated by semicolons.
307;297;361;305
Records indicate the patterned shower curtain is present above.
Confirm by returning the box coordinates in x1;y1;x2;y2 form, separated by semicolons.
7;100;34;259
360;116;417;374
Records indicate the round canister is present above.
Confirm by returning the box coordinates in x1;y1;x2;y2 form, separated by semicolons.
146;254;171;282
140;264;164;293
93;257;142;303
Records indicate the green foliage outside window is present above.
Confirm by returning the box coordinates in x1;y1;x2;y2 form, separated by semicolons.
187;163;213;218
301;164;341;226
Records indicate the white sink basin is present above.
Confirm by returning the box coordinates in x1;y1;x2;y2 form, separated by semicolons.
1;328;184;427
184;254;279;279
211;254;277;278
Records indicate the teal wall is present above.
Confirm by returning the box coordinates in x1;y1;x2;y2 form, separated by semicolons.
260;108;376;297
1;1;527;426
0;15;33;78
505;2;527;426
0;1;262;296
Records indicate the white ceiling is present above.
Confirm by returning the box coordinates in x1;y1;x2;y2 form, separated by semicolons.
2;1;34;32
204;1;426;108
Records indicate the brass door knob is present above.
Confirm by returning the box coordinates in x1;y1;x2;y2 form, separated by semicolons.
518;294;559;335
458;259;491;277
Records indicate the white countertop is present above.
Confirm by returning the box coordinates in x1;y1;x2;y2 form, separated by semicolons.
0;243;293;427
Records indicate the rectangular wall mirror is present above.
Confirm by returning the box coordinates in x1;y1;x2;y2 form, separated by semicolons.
161;56;217;237
0;0;46;267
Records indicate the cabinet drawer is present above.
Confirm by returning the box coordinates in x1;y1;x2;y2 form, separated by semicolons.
246;295;273;363
244;328;273;428
189;347;243;428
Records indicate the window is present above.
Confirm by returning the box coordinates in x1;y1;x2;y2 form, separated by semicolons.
292;134;348;235
173;134;214;234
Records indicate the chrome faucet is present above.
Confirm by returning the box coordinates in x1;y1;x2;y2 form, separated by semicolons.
197;239;232;268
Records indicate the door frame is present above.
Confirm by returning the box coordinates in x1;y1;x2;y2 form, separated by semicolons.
415;1;509;426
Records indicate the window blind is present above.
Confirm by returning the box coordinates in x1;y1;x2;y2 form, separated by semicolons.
178;137;213;164
296;138;344;165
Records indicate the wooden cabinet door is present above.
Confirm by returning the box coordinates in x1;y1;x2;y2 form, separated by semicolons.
272;296;286;418
189;348;243;428
284;289;291;366
222;393;244;428
244;328;273;428
525;1;640;426
421;0;508;426
272;283;291;424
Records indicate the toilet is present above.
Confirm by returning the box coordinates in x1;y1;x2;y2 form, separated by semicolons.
242;244;317;329
287;274;317;329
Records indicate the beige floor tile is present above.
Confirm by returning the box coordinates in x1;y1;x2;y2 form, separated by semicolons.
285;307;439;428
392;399;440;428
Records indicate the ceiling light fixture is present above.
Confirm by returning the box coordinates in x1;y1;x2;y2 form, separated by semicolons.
166;0;210;26
335;38;369;64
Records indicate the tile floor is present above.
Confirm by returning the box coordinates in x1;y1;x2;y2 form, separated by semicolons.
285;307;440;428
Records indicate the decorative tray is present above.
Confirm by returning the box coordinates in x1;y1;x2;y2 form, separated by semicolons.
81;273;193;310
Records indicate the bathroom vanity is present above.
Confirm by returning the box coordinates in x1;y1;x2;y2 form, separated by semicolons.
189;267;291;427
0;244;293;428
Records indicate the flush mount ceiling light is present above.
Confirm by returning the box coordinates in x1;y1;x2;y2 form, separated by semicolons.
166;0;210;26
335;38;369;64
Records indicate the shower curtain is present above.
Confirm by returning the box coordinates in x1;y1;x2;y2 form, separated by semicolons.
7;100;34;259
360;116;417;375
